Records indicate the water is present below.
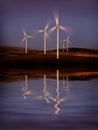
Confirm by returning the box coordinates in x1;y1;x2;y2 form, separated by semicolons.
0;69;98;130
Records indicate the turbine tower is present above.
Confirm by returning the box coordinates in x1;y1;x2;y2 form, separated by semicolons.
22;29;32;54
62;42;65;52
38;22;49;54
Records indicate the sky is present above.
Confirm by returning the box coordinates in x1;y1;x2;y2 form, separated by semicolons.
0;0;98;50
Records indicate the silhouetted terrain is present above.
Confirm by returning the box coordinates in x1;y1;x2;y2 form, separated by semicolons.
1;46;98;55
0;46;98;67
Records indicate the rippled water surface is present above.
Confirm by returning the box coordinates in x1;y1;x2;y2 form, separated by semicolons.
0;70;98;130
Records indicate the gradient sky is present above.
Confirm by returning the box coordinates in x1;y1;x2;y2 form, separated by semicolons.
0;0;98;50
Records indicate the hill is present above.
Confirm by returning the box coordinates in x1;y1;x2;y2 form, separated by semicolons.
0;46;98;55
0;46;42;55
0;46;98;67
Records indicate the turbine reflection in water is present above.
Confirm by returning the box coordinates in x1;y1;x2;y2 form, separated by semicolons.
0;70;98;130
62;76;70;95
42;70;71;115
53;70;71;115
43;74;50;103
22;75;32;99
36;74;51;103
21;71;72;115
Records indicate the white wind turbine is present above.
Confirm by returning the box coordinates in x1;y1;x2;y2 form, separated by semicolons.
63;35;71;52
50;14;66;59
22;29;32;54
37;22;50;54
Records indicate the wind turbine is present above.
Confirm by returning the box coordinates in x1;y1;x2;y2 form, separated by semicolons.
54;71;72;115
22;29;32;54
37;22;49;54
63;35;71;52
36;74;51;103
50;14;66;59
51;70;66;115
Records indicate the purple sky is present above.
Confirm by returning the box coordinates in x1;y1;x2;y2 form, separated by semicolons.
0;0;98;50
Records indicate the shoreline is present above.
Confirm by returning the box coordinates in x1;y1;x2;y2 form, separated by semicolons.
0;66;98;82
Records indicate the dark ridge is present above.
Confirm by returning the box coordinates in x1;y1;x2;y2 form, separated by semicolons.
49;48;98;54
0;46;98;55
0;46;42;54
0;46;98;67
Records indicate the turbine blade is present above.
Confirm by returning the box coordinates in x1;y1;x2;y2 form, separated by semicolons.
54;15;59;25
64;27;73;34
49;26;56;33
59;25;65;31
53;9;59;25
22;29;27;36
45;21;50;30
38;30;44;33
27;35;32;38
34;29;43;33
63;39;67;42
21;37;26;43
63;39;71;45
